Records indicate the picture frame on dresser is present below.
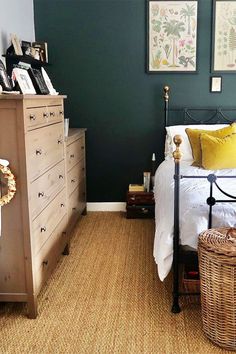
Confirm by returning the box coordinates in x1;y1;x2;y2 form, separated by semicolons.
12;68;36;94
0;60;13;91
211;0;236;73
10;33;23;56
147;0;199;73
41;68;58;95
27;67;50;95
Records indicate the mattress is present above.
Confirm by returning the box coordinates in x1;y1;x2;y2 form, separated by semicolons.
153;160;236;281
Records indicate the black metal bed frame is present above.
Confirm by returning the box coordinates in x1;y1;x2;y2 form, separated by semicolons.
163;86;236;313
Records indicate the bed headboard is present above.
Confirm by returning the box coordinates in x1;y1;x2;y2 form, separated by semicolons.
163;86;236;127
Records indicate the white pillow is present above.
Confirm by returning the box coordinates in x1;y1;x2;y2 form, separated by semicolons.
165;124;227;161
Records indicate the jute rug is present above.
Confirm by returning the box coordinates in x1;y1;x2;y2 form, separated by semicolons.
0;212;231;353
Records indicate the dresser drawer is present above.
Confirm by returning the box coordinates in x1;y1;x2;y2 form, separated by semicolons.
67;159;86;197
29;160;65;220
27;123;64;181
25;107;47;130
34;214;68;294
66;136;85;172
68;180;86;220
31;188;67;256
25;105;64;131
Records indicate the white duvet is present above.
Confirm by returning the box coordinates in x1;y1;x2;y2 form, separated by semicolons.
153;160;236;281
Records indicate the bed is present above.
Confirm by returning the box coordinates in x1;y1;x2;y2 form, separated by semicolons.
153;86;236;312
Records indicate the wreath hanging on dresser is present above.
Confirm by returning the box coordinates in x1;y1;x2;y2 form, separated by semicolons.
0;163;16;206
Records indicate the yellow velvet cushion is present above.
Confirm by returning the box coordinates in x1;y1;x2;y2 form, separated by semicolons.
200;133;236;170
185;123;236;166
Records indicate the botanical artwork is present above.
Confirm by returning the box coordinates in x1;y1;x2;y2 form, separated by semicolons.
148;1;198;72
213;1;236;71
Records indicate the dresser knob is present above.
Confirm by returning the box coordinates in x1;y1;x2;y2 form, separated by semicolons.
59;174;64;179
38;192;44;198
41;226;47;232
50;111;55;117
71;179;76;183
61;203;65;208
72;207;76;211
82;167;85;171
59;111;64;115
43;260;48;266
57;139;63;144
70;154;75;158
43;112;49;118
30;114;36;121
81;146;85;150
36;149;42;155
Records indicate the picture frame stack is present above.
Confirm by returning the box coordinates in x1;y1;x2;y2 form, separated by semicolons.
2;34;56;95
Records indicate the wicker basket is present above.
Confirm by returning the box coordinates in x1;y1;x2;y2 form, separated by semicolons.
198;227;236;351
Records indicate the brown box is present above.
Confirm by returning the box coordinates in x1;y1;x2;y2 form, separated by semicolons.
126;191;155;219
127;191;155;206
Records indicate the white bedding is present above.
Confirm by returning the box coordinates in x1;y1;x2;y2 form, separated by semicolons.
153;160;236;281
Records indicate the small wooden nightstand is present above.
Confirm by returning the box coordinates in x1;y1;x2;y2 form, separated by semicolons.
126;191;155;219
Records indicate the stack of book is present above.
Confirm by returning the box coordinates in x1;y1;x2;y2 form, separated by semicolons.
129;184;145;192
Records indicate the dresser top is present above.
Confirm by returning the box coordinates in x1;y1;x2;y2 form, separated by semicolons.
0;94;67;100
66;128;87;145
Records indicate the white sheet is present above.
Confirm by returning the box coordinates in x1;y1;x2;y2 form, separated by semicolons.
153;160;236;281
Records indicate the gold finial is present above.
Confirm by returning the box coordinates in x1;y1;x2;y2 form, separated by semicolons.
173;135;183;162
163;86;170;102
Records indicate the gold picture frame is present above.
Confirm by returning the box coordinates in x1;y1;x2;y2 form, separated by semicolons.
10;34;23;56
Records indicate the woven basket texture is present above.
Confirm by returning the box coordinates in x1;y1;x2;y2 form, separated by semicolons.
199;228;236;351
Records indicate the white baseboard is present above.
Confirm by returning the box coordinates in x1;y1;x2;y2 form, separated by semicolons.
87;202;126;212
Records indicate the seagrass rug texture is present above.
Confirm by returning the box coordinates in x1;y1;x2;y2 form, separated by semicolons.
0;212;231;354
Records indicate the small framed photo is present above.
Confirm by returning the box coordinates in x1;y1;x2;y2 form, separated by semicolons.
12;68;36;94
21;41;31;55
28;68;49;94
210;76;222;93
0;60;13;91
10;34;23;56
41;68;58;95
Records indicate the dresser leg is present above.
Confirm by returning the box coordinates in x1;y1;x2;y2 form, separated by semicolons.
63;243;70;255
27;295;38;319
82;206;87;216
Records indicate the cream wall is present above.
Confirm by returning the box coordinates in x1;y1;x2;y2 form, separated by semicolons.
0;0;35;61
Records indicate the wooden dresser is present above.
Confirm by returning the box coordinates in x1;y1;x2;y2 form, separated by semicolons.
0;95;86;318
66;129;87;232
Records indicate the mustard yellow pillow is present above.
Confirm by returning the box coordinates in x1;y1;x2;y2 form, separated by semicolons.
186;123;236;166
200;133;236;170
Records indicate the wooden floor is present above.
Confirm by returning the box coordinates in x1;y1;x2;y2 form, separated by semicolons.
0;212;231;353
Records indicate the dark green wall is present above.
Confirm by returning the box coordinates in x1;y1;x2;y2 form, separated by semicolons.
34;0;236;202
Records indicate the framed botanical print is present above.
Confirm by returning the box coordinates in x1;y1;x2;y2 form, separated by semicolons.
147;0;198;73
212;0;236;72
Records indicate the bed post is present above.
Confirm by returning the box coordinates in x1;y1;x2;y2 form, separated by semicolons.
172;135;182;313
163;86;170;127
